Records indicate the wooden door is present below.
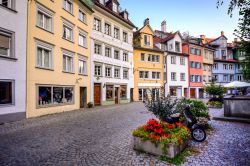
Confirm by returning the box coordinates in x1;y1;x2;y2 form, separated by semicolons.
94;83;101;105
130;88;134;102
80;87;87;108
190;88;196;98
115;87;119;104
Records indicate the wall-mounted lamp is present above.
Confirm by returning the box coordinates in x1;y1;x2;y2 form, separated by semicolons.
76;78;82;84
103;83;106;88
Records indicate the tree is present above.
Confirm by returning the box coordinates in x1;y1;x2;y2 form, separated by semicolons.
217;0;250;81
205;83;226;98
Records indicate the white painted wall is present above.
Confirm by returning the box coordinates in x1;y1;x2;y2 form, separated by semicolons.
0;1;27;115
90;9;134;103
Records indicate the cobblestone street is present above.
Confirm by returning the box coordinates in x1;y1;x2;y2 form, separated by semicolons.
0;102;250;166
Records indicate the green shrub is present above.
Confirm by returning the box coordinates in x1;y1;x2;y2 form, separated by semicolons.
176;98;209;118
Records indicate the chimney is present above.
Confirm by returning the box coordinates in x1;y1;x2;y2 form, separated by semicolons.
221;31;224;36
144;18;150;26
200;35;206;44
161;20;166;32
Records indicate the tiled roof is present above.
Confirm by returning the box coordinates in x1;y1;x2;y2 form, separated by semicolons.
214;58;238;63
94;0;136;28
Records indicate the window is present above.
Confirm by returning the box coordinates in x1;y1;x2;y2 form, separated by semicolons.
221;50;226;57
78;58;87;75
204;64;206;71
113;2;117;12
0;0;14;9
78;31;87;47
63;52;74;73
104;23;111;35
213;63;218;70
63;0;73;14
141;53;145;61
223;64;228;70
94;43;102;55
99;0;104;5
37;5;53;32
238;75;242;81
79;10;86;23
171;72;176;81
63;22;73;41
190;61;201;69
190;75;201;82
93;17;101;31
213;75;218;82
152;72;160;79
170;87;177;96
230;75;234;81
105;66;112;77
180;57;185;65
36;44;53;69
123;69;129;79
190;47;201;55
203;75;206;82
123;52;128;62
120;85;127;99
223;75;228;82
94;64;102;76
139;71;149;79
144;35;150;46
114;27;120;39
0;30;13;58
114;68;120;78
106;85;113;100
169;44;173;50
175;41;180;52
180;73;185;81
103;46;111;58
38;85;74;106
114;50;120;60
0;80;14;105
148;55;159;62
171;56;176;64
229;64;233;70
123;31;128;42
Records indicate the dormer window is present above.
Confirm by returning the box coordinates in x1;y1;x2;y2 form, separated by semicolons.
144;35;150;46
124;12;128;20
113;2;117;12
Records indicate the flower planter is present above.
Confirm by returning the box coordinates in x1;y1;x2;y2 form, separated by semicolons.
133;136;187;158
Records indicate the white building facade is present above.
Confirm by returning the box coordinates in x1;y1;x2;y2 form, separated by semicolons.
155;28;189;98
0;0;27;122
90;0;135;105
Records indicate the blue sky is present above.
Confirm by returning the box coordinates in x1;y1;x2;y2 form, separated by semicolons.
119;0;239;42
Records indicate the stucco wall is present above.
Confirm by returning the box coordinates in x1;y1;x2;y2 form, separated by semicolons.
0;0;27;116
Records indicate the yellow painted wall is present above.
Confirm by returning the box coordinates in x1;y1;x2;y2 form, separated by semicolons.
133;49;164;101
139;25;154;49
203;49;214;84
26;0;93;118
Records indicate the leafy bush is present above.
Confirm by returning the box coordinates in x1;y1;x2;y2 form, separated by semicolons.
208;97;223;102
207;101;223;108
87;102;93;108
176;98;209;118
144;89;178;120
205;83;226;98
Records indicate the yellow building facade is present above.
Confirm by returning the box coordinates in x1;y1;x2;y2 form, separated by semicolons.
26;0;93;118
133;19;164;101
203;47;214;85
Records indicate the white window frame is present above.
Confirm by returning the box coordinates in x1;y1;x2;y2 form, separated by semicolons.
105;66;112;77
94;64;102;76
105;46;111;58
180;73;185;81
171;56;176;64
36;3;54;32
104;22;111;35
78;29;87;48
0;0;15;9
114;68;120;78
94;43;102;55
78;54;87;75
123;68;129;79
171;72;176;81
62;19;74;42
140;53;145;61
63;0;73;14
62;49;74;73
78;9;87;23
93;17;101;32
180;57;185;65
123;52;128;62
35;40;53;70
123;31;128;43
114;49;120;60
114;27;120;39
0;28;14;58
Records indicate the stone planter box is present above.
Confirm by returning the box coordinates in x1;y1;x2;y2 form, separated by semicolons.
133;136;187;158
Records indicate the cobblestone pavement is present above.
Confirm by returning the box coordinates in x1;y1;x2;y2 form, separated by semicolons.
0;103;250;166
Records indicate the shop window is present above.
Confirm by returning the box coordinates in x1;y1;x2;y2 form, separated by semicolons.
0;80;14;105
120;85;127;99
106;85;113;100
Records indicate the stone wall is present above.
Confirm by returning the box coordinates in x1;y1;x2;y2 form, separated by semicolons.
224;97;250;118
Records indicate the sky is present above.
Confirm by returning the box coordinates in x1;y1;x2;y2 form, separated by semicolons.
119;0;239;42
